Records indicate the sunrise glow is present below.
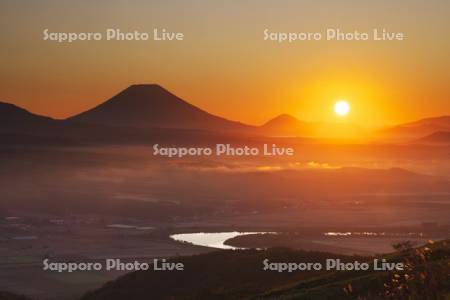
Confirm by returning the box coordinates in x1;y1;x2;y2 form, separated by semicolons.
334;100;350;116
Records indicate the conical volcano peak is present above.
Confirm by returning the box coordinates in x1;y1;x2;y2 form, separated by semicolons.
128;83;161;88
68;85;250;131
99;84;188;110
124;84;166;92
117;84;174;99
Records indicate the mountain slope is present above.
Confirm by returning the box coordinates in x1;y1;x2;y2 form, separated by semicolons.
68;84;252;131
415;131;450;144
81;249;355;300
378;116;450;139
0;291;33;300
257;240;450;299
0;102;68;146
0;101;56;132
81;240;450;300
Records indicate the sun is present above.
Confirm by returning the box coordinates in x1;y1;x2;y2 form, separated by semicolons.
334;100;350;116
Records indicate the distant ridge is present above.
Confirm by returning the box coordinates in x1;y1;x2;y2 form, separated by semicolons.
68;84;252;131
378;115;450;139
415;131;450;144
1;85;449;142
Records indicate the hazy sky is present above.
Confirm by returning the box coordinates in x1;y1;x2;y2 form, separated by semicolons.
1;0;449;127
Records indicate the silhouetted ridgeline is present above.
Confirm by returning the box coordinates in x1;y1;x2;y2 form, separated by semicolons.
68;84;251;131
415;131;450;144
1;85;450;144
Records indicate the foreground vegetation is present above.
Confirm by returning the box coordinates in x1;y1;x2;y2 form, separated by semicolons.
81;239;449;300
0;291;33;300
258;240;450;299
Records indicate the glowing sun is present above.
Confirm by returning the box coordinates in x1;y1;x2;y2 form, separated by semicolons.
334;100;350;116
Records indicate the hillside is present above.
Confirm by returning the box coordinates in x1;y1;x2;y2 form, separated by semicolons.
415;131;450;144
258;240;450;299
0;102;57;132
81;249;359;300
0;291;33;300
378;116;450;140
81;240;450;300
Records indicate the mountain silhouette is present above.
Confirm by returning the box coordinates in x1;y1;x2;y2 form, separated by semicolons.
378;116;450;139
0;102;73;144
0;101;57;131
260;114;310;136
2;86;449;142
260;113;365;138
68;84;252;131
415;131;450;144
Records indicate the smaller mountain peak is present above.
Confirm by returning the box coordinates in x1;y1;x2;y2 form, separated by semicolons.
265;114;301;125
274;113;298;121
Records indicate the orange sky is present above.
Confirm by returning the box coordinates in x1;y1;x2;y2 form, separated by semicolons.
0;0;449;128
